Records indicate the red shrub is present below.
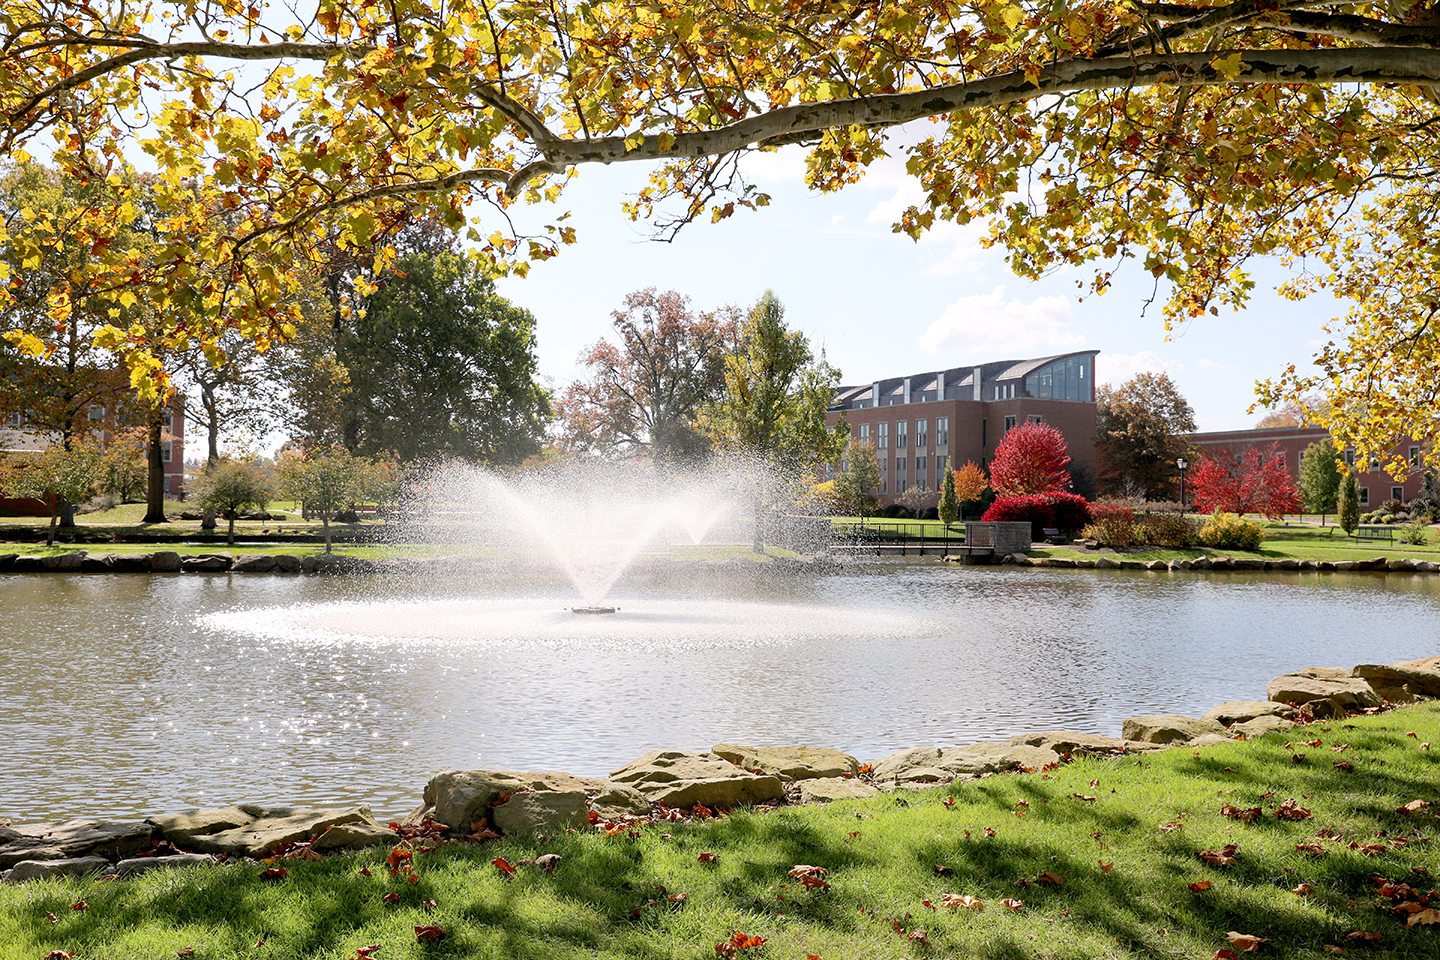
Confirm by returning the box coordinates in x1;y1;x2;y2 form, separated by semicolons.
982;492;1092;535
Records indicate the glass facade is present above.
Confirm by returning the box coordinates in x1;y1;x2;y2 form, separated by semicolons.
937;417;948;446
916;419;927;448
1023;354;1091;402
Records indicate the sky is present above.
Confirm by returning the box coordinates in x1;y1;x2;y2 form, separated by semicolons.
490;140;1343;434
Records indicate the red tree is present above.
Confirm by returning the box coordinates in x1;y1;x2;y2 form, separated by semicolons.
989;421;1071;497
1189;443;1301;519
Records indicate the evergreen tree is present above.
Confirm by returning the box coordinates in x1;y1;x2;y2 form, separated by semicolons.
938;466;959;525
1338;471;1361;535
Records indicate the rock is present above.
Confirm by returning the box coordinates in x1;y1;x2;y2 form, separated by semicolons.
1201;701;1297;725
39;551;86;571
711;743;857;781
1144;560;1167;571
868;743;1060;787
1095;556;1121;569
1234;558;1265;570
0;819;153;867
1004;553;1031;565
148;807;255;845
310;823;396;851
1004;730;1160;756
182;553;233;572
150;551;182;572
6;856;113;881
179;510;203;521
232;554;277;573
588;783;653;821
273;554;302;574
1357;557;1389;571
1266;669;1382;710
113;853;216;878
422;770;532;833
1352;657;1440;699
302;554;374;575
1189;734;1232;748
796;778;880;803
1121;715;1227;745
1209;557;1234;570
10;556;44;572
1299;560;1318;571
1120;560;1145;569
109;553;152;572
608;751;784;808
1229;715;1297;738
80;554;115;572
1191;556;1211;569
492;790;589;836
0;553;17;570
1419;561;1439;573
185;806;377;857
1048;557;1076;568
1334;560;1357;571
1317;561;1336;571
1075;558;1096;568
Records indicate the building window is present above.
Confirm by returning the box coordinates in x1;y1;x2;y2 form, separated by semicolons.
897;420;908;449
937;417;948;446
1024;354;1092;402
880;459;888;494
1004;415;1017;433
1393;486;1404;502
1027;415;1042;425
859;423;870;445
878;423;888;448
1360;486;1370;505
1411;446;1420;466
87;405;105;421
1343;450;1354;466
160;440;173;463
916;419;927;448
4;412;22;428
897;456;907;480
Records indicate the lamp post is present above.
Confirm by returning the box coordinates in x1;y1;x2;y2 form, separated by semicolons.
1176;457;1189;510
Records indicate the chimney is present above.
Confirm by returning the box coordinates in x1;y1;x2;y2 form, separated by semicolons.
936;370;946;401
972;366;983;401
903;377;912;405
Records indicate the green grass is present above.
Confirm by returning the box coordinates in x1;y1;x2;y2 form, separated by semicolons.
1034;521;1440;564
5;705;1438;959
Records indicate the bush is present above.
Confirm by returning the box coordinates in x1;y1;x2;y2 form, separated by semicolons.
1137;512;1200;547
982;491;1092;535
879;503;913;519
1197;512;1266;551
1398;518;1434;546
1082;515;1139;547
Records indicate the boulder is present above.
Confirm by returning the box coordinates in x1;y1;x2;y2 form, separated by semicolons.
185;806;377;857
1334;561;1357;571
422;770;533;833
0;553;17;570
0;820;153;866
113;853;217;878
232;554;277;573
1004;730;1160;756
39;551;86;571
1266;669;1382;710
608;751;784;808
150;551;182;572
109;553;152;572
1094;556;1121;569
1121;715;1227;744
1200;701;1297;725
6;856;112;882
492;790;589;836
796;778;880;803
80;554;115;572
148;807;255;845
588;783;653;821
1189;733;1233;748
179;511;203;521
868;743;1060;787
11;556;44;572
1229;715;1297;738
1351;657;1440;700
273;554;303;574
310;823;396;851
711;743;857;781
302;554;374;575
182;553;233;572
1191;557;1211;569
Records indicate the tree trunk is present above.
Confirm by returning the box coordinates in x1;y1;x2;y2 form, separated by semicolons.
227;514;235;545
322;514;332;553
143;414;167;524
58;498;76;528
47;503;58;546
202;388;219;530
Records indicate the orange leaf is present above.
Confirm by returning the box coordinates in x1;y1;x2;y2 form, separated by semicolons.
698;852;719;863
414;924;445;941
1036;872;1065;886
1210;951;1238;960
1000;898;1024;911
940;893;984;911
381;893;400;903
70;901;88;912
1404;907;1440;927
1398;800;1432;814
1226;931;1267;952
1345;931;1383;942
1198;844;1238;867
1189;880;1213;892
1292;883;1315;896
1321;947;1346;956
492;857;516;876
1098;859;1114;873
259;867;288;880
177;950;196;958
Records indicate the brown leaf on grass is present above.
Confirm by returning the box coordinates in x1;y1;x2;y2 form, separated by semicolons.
920;899;936;911
1276;799;1313;821
1321;947;1346;956
1398;800;1432;814
1345;930;1383;942
45;911;60;924
933;864;952;875
906;930;930;945
697;852;718;863
1198;844;1239;867
413;925;445;941
1098;859;1114;873
940;893;984;911
1210;951;1238;960
1160;821;1185;832
534;853;562;873
1292;883;1315;896
259;867;288;880
70;901;88;912
1000;898;1023;911
983;827;997;837
1226;931;1267;952
1220;805;1263;823
44;952;72;960
1333;761;1354;772
714;932;766;957
492;856;516;877
1189;880;1213;892
1295;843;1327;856
422;898;438;913
1404;907;1440;927
354;945;382;958
787;865;831;890
1072;793;1097;802
1355;843;1387;856
177;950;196;958
380;893;401;903
1036;872;1065;886
1374;879;1420;901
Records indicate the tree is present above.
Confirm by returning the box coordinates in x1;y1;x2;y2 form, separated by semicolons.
699;290;846;549
1338;470;1362;535
897;485;937;516
557;289;739;465
990;422;1071;499
938;467;959;526
1095;374;1197;500
1189;443;1301;520
1299;441;1344;515
0;443;103;545
834;439;880;518
99;427;147;503
1255;395;1331;430
953;461;990;520
274;446;372;553
337;251;549;465
191;460;273;545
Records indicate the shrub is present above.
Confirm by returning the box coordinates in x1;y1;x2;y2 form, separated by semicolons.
982;491;1092;535
1197;512;1266;551
1398;518;1434;546
1082;515;1138;547
1137;512;1201;547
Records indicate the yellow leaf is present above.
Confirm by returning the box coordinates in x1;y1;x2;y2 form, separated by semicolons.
1210;53;1245;81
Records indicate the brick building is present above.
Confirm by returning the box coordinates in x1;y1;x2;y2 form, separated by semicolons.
1189;426;1431;509
826;351;1099;505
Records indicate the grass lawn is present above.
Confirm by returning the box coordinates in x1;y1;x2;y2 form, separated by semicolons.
4;704;1438;959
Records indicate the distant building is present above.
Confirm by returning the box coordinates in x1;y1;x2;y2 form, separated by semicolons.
826;351;1100;505
1190;426;1430;509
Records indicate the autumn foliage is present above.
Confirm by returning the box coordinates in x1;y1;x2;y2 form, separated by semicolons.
989;422;1071;498
953;461;989;504
1189;443;1301;520
982;492;1092;535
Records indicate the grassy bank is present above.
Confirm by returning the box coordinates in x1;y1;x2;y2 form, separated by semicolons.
5;705;1438;959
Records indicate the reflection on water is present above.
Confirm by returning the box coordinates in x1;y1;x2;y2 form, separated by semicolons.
2;563;1438;822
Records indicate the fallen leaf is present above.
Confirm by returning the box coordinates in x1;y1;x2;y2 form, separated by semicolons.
984;826;997;837
1226;931;1267;952
535;853;562;873
355;946;382;958
177;950;196;958
1000;898;1023;910
698;852;718;863
44;952;72;960
414;924;445;941
1295;842;1327;856
1073;793;1098;802
1403;906;1440;927
45;912;60;924
1210;951;1239;960
714;932;766;956
492;856;516;877
907;929;930;945
940;893;984;911
70;901;88;912
259;867;288;880
1220;805;1262;823
1160;821;1184;832
1398;800;1432;814
933;864;952;875
1276;799;1313;821
1292;883;1315;896
1189;880;1213;892
381;893;401;903
1333;761;1354;772
1198;844;1239;867
1098;859;1114;873
359;867;372;876
1345;931;1383;942
787;865;831;890
422;898;438;913
1036;872;1065;886
1321;947;1346;956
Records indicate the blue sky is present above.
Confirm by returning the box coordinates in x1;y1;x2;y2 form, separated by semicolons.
494;142;1341;433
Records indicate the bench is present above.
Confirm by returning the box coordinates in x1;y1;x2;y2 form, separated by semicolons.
1042;527;1066;545
1354;525;1396;542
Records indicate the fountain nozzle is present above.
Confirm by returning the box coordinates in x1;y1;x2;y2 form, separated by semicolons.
571;606;619;615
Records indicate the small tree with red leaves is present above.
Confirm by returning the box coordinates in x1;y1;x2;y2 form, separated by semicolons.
989;421;1072;497
1189;442;1301;520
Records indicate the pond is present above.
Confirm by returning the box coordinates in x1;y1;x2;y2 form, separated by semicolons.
4;561;1438;822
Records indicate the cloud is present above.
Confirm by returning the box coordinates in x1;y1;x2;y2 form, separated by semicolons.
1094;350;1177;388
1197;357;1239;372
918;286;1084;358
738;144;809;183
